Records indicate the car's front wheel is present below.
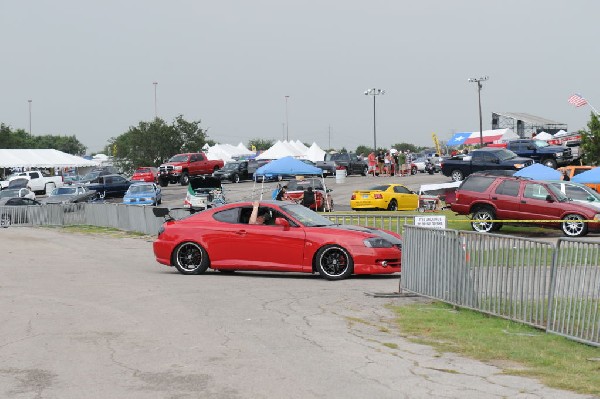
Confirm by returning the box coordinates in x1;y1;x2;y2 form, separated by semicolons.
361;166;368;176
542;158;558;169
180;172;189;186
561;214;588;237
471;206;497;233
172;242;210;275
315;245;353;280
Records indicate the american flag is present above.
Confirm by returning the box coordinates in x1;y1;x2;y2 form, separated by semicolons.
568;94;588;107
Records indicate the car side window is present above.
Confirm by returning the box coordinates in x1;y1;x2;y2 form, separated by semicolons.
104;177;113;184
393;186;411;194
459;176;495;193
524;183;550;200
213;208;241;224
495;180;520;196
197;154;204;161
113;176;126;183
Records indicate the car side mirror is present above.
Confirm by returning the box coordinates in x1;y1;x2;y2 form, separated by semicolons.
275;217;290;230
545;194;554;202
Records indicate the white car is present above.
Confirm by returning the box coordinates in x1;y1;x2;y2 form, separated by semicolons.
0;187;36;200
548;180;600;210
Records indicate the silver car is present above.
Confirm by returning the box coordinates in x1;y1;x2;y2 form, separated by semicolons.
548;180;600;210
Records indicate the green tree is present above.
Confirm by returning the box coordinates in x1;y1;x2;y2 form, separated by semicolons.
248;138;274;151
581;112;600;166
355;145;373;155
109;116;212;174
392;142;419;153
0;123;86;154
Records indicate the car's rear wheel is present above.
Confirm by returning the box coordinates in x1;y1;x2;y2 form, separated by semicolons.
172;242;210;275
315;245;353;280
361;166;368;176
180;172;189;186
411;166;417;175
232;173;240;183
451;169;464;182
471;206;497;233
0;214;10;228
561;214;588;237
387;199;398;211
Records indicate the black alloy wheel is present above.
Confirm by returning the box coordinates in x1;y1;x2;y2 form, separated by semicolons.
172;242;210;275
315;245;353;280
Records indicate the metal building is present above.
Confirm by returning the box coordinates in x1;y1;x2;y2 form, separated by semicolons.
491;112;568;138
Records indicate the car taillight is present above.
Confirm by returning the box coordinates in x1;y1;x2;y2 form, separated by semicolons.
351;194;356;200
374;194;383;199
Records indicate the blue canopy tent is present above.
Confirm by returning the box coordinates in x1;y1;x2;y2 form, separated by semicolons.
513;163;561;180
571;167;600;184
253;156;326;203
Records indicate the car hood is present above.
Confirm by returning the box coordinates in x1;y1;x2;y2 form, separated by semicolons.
539;145;568;152
44;194;82;203
324;224;402;245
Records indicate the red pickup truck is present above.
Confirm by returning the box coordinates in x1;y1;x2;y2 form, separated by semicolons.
158;152;224;186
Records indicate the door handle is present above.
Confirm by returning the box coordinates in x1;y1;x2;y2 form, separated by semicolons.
520;200;526;204
236;230;247;235
491;197;498;200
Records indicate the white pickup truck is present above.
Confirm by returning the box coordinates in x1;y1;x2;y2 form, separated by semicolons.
0;171;63;194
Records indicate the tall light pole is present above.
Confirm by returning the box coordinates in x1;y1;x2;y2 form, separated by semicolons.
284;95;290;141
153;82;158;119
27;100;32;135
364;88;385;152
468;76;488;146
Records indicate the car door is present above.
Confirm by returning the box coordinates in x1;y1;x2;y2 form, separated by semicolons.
517;182;563;223
393;185;418;210
491;179;520;220
219;205;306;271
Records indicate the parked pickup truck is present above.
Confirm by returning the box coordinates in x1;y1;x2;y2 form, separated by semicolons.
0;170;63;194
212;159;270;183
158;152;224;186
316;153;368;176
441;148;534;182
505;139;572;169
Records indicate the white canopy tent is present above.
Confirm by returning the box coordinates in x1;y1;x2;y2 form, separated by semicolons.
0;149;100;168
534;131;554;140
301;142;327;162
256;141;300;160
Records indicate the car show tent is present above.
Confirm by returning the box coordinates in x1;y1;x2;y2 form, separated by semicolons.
0;149;99;168
513;163;561;180
301;142;327;163
571;167;600;184
256;140;304;160
254;156;322;178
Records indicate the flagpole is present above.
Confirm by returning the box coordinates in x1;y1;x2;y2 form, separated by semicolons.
587;102;600;116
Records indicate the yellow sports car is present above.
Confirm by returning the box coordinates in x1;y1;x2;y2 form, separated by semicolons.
350;184;419;211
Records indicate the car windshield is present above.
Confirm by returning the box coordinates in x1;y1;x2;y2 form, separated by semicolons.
82;171;100;180
168;155;188;162
281;203;334;227
494;149;519;161
0;189;21;198
135;168;151;174
222;163;240;171
534;140;549;148
368;185;389;191
128;185;154;194
287;179;324;191
325;153;347;161
51;187;77;195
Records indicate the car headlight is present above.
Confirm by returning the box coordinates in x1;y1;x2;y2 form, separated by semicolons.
173;166;182;171
514;163;526;169
364;237;393;248
556;152;563;157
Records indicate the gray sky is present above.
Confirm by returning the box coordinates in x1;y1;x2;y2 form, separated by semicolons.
1;1;598;153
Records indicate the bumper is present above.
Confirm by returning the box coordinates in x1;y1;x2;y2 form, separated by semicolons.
349;245;401;274
153;240;173;266
350;199;388;210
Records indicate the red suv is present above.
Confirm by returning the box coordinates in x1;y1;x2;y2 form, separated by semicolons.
132;167;158;183
451;174;600;237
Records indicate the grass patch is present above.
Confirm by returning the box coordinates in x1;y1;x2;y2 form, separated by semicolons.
44;225;151;238
389;301;600;395
382;342;398;349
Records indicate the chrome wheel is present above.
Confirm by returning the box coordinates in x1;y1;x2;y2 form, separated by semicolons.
561;214;588;237
451;169;464;182
173;242;209;275
316;245;353;280
471;207;496;233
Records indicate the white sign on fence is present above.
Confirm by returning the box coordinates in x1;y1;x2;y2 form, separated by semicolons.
414;215;446;229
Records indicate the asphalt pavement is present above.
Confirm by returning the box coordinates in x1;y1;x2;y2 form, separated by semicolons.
0;227;593;398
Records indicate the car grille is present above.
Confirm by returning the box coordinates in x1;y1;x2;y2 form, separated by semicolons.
563;148;572;158
159;165;173;173
524;160;534;167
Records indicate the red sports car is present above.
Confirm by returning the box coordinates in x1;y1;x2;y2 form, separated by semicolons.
131;167;158;183
152;201;401;280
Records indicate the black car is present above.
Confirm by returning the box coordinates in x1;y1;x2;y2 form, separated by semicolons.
212;161;253;183
86;174;132;198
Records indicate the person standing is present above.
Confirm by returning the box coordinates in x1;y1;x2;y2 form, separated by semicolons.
367;152;376;176
377;150;385;176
